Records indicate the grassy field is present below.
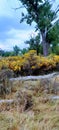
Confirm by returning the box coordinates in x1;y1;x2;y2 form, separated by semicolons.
0;50;59;130
0;91;59;130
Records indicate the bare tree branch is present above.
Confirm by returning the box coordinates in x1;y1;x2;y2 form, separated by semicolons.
11;6;26;11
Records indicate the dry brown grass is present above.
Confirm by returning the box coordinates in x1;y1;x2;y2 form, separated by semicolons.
0;76;59;130
0;94;59;130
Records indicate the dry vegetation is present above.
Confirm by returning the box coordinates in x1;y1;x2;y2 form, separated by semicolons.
0;80;59;130
0;94;59;130
0;50;59;130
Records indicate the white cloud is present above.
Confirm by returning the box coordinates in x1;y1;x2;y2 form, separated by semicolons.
0;28;36;50
0;39;28;51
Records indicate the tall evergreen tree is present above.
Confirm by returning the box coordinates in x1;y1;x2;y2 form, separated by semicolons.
19;0;59;56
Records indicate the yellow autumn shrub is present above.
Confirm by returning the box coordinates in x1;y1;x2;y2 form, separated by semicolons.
0;50;59;73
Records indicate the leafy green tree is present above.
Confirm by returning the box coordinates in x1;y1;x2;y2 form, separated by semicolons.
13;45;20;55
55;45;59;55
21;48;28;55
0;49;15;57
19;0;59;56
52;44;59;55
46;21;59;54
0;49;5;56
4;51;11;57
25;35;43;55
46;22;59;46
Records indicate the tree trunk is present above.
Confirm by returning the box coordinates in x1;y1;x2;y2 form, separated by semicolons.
41;31;49;56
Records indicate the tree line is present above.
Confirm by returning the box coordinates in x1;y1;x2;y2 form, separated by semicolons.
0;38;59;57
0;46;28;57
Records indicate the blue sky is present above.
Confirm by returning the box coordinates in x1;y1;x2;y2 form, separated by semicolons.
0;0;59;51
